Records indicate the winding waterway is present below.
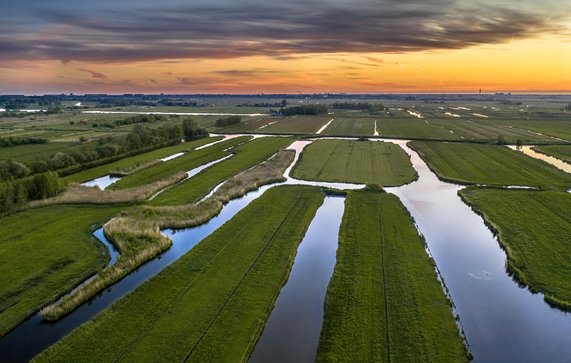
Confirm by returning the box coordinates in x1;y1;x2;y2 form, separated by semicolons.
2;135;571;362
386;140;571;363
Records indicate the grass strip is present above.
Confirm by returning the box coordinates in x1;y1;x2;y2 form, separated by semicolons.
0;206;122;336
109;136;250;190
150;136;293;205
459;188;571;310
39;150;295;321
409;141;570;189
317;189;469;362
65;136;222;183
292;139;417;186
34;186;324;362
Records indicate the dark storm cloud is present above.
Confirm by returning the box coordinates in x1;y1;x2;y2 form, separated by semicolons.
1;0;569;62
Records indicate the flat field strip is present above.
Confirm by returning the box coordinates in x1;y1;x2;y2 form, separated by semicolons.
150;136;293;205
317;190;468;362
292;139;417;186
0;206;122;336
459;188;571;310
65;136;222;183
322;117;375;136
218;118;275;132
35;186;324;362
261;116;332;134
109;136;250;190
409;141;571;189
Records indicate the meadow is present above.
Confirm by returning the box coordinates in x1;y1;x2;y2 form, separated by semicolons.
409;141;571;189
317;189;468;362
459;188;571;310
0;206;122;336
34;186;325;362
292;139;417;186
260;116;332;134
108;136;250;190
150;136;293;205
65;136;221;183
321;117;375;136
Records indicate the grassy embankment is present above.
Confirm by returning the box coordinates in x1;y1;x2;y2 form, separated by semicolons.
150;136;293;205
533;145;571;164
65;136;221;183
459;188;571;310
40;150;295;320
0;206;122;336
409;141;570;189
292;139;417;186
317;189;468;362
35;186;324;362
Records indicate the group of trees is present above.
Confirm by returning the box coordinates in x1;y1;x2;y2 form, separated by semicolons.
331;102;386;112
0;171;64;213
237;100;287;108
1;124;184;182
0;137;48;147
215;115;242;127
182;118;208;141
563;103;571;112
277;104;328;116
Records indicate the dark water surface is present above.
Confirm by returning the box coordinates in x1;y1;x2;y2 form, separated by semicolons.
249;196;345;363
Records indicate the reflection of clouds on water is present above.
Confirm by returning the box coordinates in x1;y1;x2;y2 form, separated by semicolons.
469;270;494;281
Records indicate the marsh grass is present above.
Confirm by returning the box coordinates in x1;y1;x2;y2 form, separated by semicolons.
40;150;295;320
28;172;188;208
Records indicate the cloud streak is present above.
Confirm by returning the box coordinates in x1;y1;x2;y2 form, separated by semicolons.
0;0;569;64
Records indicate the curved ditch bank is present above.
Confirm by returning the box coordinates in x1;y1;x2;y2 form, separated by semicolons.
509;145;571;173
249;196;345;363
386;140;571;363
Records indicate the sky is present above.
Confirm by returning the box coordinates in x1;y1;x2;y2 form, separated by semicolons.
1;0;570;94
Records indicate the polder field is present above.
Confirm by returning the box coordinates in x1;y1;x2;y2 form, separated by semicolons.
2;94;571;362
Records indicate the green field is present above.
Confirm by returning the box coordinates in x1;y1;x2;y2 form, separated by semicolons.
317;189;467;362
292;139;417;186
0;142;89;163
65;136;222;183
150;136;293;205
460;188;571;309
409;141;571;189
261;116;332;134
108;136;250;190
0;206;121;336
322;117;375;136
35;186;324;362
533;145;571;164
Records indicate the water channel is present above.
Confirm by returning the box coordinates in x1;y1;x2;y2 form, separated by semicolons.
1;136;570;362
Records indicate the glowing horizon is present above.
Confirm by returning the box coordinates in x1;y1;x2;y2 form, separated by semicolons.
1;0;570;94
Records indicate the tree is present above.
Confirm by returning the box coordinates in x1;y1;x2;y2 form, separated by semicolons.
281;99;287;107
182;118;207;141
496;135;506;145
516;139;523;150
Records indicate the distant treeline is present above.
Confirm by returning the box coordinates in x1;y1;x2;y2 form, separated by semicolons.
331;102;386;112
0;124;184;182
215;115;242;127
276;104;328;116
0;137;48;147
0;171;64;213
237;100;287;108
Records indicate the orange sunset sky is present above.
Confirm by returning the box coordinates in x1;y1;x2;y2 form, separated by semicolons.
1;0;570;94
